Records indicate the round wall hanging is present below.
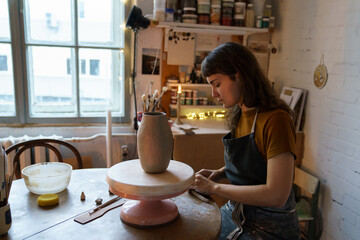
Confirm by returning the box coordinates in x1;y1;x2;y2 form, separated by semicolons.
314;55;328;89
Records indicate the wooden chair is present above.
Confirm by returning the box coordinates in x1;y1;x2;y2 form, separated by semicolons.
5;139;83;179
293;167;322;240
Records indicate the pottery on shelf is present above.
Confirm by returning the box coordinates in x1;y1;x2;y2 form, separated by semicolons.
137;112;173;173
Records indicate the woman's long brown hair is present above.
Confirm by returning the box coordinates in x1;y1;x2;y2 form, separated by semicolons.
201;42;293;134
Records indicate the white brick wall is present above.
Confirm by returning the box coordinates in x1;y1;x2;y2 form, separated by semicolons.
269;1;360;239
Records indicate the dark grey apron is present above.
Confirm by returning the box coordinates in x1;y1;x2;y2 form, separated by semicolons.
219;111;300;240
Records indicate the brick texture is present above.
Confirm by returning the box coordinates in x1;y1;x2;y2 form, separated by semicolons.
269;1;360;239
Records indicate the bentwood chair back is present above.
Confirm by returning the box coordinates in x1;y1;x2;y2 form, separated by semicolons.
293;167;322;240
5;139;83;179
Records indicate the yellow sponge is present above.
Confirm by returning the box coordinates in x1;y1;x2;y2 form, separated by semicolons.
37;194;59;207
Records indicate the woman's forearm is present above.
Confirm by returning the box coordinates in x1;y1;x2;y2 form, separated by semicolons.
212;183;284;207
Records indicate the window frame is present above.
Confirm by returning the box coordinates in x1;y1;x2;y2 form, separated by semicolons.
2;0;132;125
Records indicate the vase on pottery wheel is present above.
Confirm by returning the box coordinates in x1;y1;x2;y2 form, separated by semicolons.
137;112;173;173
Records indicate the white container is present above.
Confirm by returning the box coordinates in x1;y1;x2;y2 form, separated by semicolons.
254;0;266;18
192;90;198;98
154;0;165;11
202;97;208;105
154;9;165;21
165;8;174;22
234;2;246;15
185;89;193;98
154;0;166;21
22;162;72;195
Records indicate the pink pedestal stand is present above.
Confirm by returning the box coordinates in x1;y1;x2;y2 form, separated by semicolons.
107;160;194;227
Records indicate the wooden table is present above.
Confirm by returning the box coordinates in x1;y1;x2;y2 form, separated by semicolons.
1;168;221;240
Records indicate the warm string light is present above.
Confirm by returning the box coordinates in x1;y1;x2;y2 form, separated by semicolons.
198;113;206;120
185;110;226;120
185;113;197;119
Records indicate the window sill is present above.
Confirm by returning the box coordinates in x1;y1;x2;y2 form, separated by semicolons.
0;123;136;138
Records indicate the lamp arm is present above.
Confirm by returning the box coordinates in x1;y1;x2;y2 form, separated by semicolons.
132;30;138;130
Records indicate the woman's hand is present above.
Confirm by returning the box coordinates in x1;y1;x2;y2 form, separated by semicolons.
190;167;226;195
190;174;216;195
197;167;225;182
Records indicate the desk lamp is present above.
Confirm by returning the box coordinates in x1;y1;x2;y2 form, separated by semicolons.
126;5;150;130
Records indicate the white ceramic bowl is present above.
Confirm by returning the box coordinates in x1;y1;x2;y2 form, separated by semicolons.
22;162;72;195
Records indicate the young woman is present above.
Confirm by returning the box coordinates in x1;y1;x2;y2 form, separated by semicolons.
190;42;300;240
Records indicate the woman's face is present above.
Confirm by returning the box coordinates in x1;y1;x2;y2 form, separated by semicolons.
207;73;241;108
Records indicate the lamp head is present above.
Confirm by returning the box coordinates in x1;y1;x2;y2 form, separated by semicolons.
126;5;150;31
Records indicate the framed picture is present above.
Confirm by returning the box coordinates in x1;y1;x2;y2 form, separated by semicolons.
142;48;160;75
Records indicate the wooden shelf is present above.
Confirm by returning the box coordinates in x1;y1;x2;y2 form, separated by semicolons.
157;22;269;35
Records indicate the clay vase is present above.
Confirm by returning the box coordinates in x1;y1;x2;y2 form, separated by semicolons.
137;112;173;173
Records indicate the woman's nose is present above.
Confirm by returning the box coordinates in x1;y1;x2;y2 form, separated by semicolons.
211;87;219;98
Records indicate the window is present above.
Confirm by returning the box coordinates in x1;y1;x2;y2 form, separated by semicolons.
0;0;131;124
89;59;100;76
0;55;8;71
0;0;15;117
80;59;86;74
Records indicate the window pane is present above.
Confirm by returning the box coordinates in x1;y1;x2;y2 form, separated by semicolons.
78;0;124;47
0;0;10;40
25;0;73;44
80;59;86;74
0;44;15;116
28;46;77;116
79;48;124;116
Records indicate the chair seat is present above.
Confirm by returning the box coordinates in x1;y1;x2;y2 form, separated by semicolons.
296;198;314;221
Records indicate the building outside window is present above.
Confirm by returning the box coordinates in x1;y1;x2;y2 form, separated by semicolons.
0;55;8;71
0;0;131;124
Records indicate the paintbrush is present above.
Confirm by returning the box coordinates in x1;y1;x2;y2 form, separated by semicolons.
0;148;6;207
149;81;153;98
5;160;17;201
152;87;168;112
141;94;147;112
152;89;159;100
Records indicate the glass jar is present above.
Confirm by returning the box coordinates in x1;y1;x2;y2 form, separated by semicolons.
256;16;262;28
210;4;221;25
245;3;255;28
262;17;269;28
234;14;245;27
269;16;276;31
264;4;272;17
154;0;166;21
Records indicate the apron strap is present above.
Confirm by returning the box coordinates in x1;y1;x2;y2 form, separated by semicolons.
250;109;259;134
227;202;246;240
